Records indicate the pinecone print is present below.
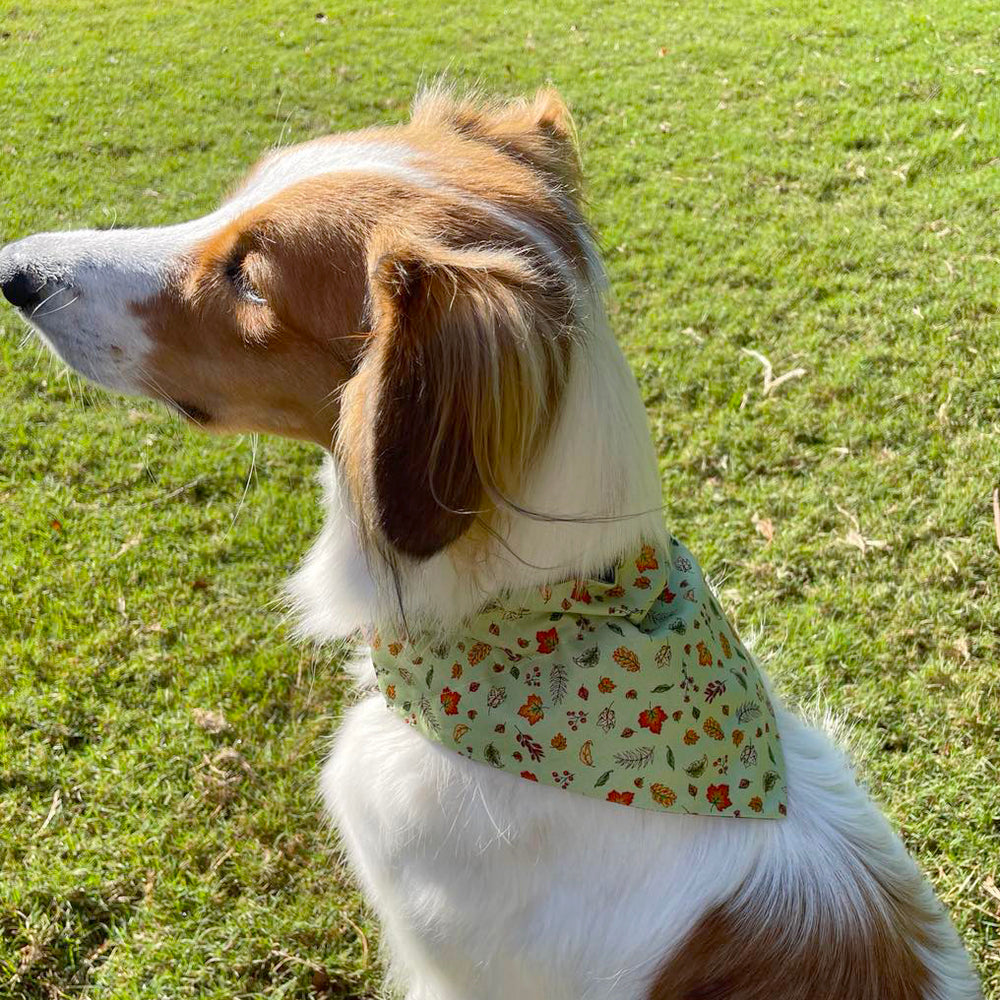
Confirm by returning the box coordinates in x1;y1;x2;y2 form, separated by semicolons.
649;783;677;808
740;743;758;768
702;716;724;740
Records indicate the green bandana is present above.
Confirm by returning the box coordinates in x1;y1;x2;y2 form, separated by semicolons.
371;537;787;818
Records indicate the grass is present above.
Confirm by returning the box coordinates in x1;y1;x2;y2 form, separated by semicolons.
1;0;998;996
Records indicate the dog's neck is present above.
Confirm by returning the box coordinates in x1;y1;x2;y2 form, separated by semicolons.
288;300;668;640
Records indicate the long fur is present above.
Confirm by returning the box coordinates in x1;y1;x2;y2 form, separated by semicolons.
0;87;982;1000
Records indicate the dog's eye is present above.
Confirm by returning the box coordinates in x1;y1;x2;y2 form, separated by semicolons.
225;255;266;306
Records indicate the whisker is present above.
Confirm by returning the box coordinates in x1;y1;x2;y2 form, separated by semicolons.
33;294;79;319
29;285;67;319
135;369;182;412
225;433;259;537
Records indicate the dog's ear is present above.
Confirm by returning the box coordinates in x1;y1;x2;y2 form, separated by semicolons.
411;87;581;196
338;235;570;560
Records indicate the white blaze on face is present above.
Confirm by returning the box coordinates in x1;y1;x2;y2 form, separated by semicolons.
0;226;182;393
0;139;429;398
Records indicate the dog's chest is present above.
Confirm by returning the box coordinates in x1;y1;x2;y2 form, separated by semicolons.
320;692;764;1000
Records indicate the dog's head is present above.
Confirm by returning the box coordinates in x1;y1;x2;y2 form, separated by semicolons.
0;89;599;560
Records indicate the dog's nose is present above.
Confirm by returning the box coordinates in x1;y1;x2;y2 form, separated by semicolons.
1;268;46;312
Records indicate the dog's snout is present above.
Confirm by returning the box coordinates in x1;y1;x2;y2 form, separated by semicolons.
1;268;46;312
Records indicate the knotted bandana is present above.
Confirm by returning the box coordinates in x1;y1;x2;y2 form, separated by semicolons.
371;537;787;818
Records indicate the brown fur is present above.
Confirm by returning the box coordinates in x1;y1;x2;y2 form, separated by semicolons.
131;89;585;557
337;233;572;559
646;862;943;1000
132;179;375;444
410;86;582;195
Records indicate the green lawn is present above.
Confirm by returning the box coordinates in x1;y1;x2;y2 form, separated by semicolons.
1;1;998;996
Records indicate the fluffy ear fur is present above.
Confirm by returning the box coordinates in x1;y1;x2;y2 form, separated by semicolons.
337;234;572;561
411;86;582;197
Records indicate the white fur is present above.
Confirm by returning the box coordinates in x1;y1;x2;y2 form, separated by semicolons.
303;326;981;998
324;700;980;1000
1;116;982;1000
286;173;980;1000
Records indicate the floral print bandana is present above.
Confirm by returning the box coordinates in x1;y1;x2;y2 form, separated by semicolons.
371;537;787;818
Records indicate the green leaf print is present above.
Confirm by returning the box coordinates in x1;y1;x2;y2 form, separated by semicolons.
550;664;569;704
614;747;655;769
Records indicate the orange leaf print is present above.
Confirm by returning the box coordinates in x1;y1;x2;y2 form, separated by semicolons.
612;646;641;672
635;544;659;572
385;684;396;700
467;641;492;666
706;783;732;812
535;628;559;654
520;770;539;782
633;576;651;589
638;705;667;735
571;582;592;604
683;728;700;745
606;790;635;806
440;688;461;716
732;728;744;747
719;631;732;658
748;796;763;813
550;732;568;750
598;676;616;693
696;641;713;667
649;783;677;808
388;642;403;657
517;694;545;726
451;663;463;679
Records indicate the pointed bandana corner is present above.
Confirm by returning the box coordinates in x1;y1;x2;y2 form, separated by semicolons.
371;537;787;819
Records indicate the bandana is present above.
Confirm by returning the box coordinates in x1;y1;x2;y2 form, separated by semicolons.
371;537;787;818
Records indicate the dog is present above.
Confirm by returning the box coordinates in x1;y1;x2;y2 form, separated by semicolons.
0;88;983;1000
